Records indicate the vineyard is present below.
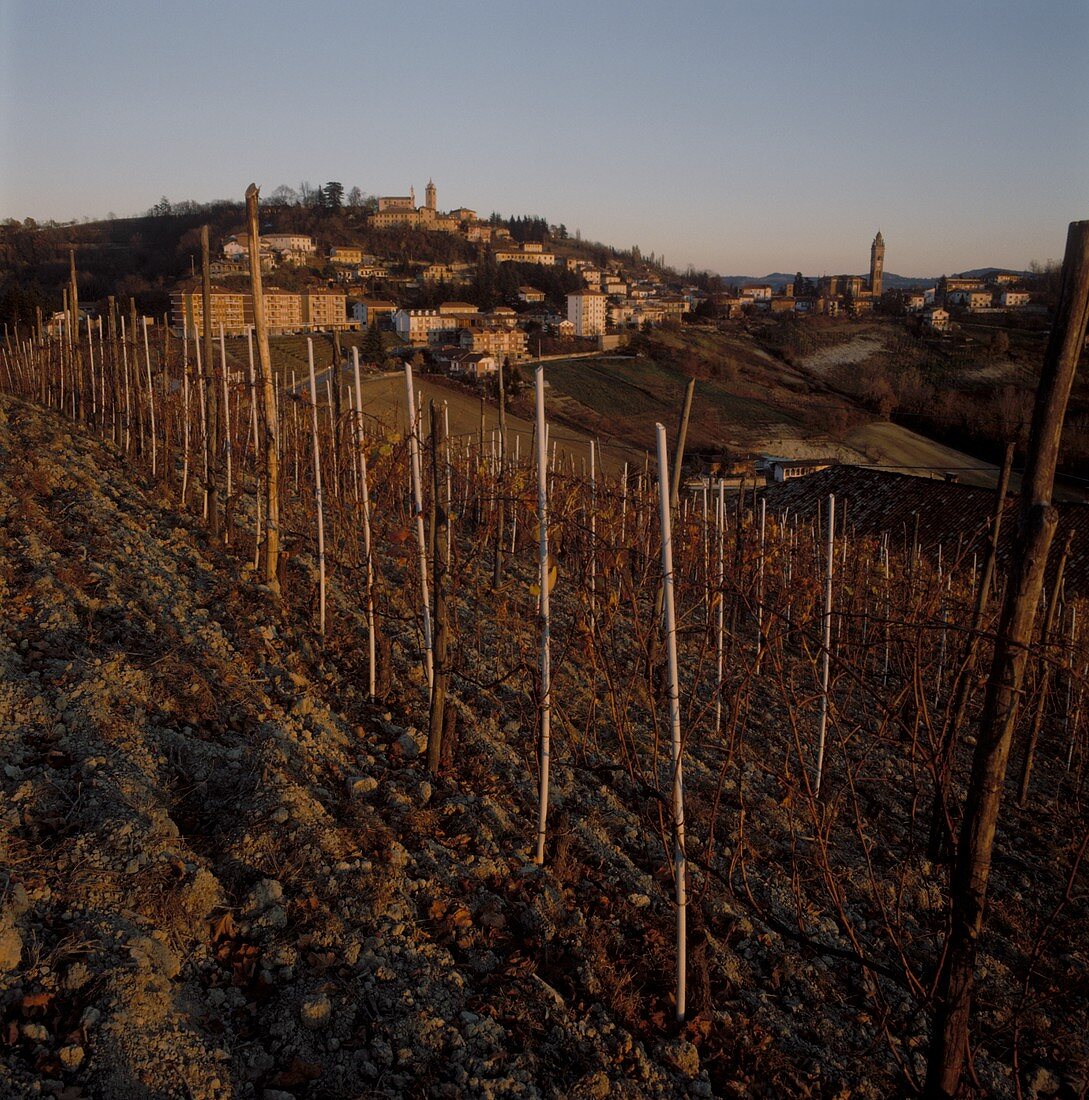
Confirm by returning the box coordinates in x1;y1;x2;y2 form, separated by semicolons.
0;210;1087;1099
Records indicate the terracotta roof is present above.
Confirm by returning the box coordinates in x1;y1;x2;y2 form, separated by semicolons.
762;465;1089;597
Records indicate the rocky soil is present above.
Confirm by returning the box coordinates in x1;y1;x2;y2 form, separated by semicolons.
0;393;1085;1099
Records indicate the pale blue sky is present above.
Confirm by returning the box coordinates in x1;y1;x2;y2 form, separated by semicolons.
2;0;1086;275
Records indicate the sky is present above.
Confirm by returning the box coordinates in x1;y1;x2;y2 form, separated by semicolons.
2;0;1087;276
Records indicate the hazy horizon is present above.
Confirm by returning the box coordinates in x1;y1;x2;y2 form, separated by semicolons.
2;0;1086;276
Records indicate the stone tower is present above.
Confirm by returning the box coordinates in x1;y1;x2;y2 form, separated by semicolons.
870;230;885;297
425;179;437;211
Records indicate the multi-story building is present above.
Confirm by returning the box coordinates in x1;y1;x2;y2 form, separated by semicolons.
923;307;950;331
263;234;314;255
740;284;773;302
247;291;303;332
302;290;347;328
393;308;458;344
519;286;546;303
1000;290;1030;308
567;290;607;336
494;245;557;266
172;286;337;334
171;286;248;335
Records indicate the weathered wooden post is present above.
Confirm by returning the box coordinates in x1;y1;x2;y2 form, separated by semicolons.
534;365;552;865
427;401;450;773
245;185;281;594
200;225;220;539
307;338;327;637
926;220;1089;1098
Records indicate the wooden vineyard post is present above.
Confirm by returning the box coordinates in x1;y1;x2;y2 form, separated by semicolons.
142;317;157;479
534;365;552;866
219;324;233;512
68;248;78;355
929;444;1014;860
814;493;835;796
306;339;327;638
926;220;1089;1099
493;356;507;589
246;185;281;595
716;478;726;737
655;421;687;1024
200;225;220;540
351;348;376;697
1017;529;1074;804
404;362;434;690
427;402;450;774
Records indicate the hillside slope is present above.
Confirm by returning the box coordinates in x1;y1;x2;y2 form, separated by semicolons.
0;394;1084;1099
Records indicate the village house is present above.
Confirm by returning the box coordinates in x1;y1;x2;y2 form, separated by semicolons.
433;347;498;380
518;286;545;304
460;326;528;360
948;289;993;311
740;283;773;302
1000;289;1030;308
329;247;364;265
350;299;398;327
923;306;951;331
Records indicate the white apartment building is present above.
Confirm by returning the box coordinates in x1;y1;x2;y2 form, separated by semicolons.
1000;290;1030;308
567;290;608;337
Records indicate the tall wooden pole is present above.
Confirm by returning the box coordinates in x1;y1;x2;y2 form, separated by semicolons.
427;401;450;773
926;220;1089;1098
245;185;281;594
814;493;835;796
200;226;220;540
928;444;1016;860
493;357;507;588
534;365;552;865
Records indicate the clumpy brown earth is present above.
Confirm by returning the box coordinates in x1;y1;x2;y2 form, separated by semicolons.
0;393;1085;1099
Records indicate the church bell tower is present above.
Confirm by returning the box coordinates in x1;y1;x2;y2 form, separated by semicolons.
870;231;885;297
425;179;437;211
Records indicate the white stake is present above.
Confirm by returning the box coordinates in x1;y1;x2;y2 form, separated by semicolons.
352;348;377;699
404;362;434;689
655;421;687;1024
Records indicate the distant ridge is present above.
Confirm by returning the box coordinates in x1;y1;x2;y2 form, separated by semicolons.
719;272;940;291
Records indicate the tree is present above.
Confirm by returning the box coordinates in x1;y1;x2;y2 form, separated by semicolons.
362;321;386;366
269;185;299;207
324;182;344;209
990;330;1010;357
346;186;363;208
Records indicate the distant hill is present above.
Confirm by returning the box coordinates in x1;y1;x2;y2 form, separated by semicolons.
720;272;940;291
953;267;1030;280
